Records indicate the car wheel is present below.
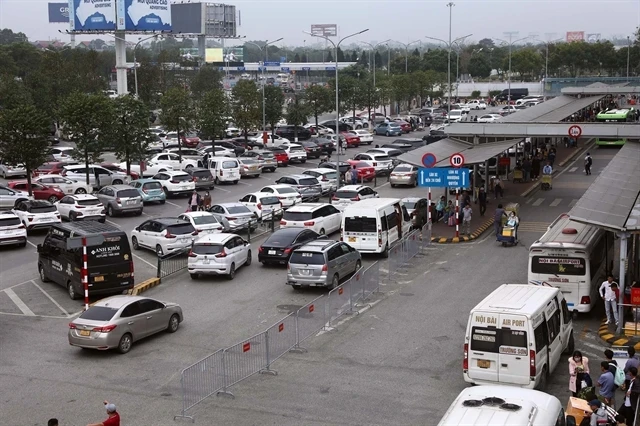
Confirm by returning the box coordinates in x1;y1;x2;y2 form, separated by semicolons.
135;209;142;216
163;187;170;197
292;285;302;291
185;164;193;170
69;211;77;221
214;177;220;184
354;260;361;273
329;274;339;290
39;264;50;282
245;250;252;266
107;205;114;217
228;263;236;280
131;236;139;250
385;131;390;136
233;180;238;185
48;195;58;203
75;188;87;194
112;179;123;185
156;245;164;256
0;170;5;178
160;200;165;205
167;314;180;333
381;244;389;258
67;281;79;300
390;183;396;188
117;333;133;354
301;160;306;163
319;228;326;235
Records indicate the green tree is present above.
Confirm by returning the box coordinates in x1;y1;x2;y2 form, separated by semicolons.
507;48;543;81
135;59;162;105
0;104;51;196
338;76;364;120
231;80;261;141
107;96;152;176
305;85;333;128
468;55;492;78
337;47;345;62
285;95;310;141
0;28;28;45
190;65;223;100
359;77;380;122
0;78;33;110
263;85;285;137
196;88;228;141
59;92;114;185
160;86;194;163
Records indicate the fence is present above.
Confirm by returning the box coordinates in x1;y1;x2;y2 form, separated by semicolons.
387;223;432;282
157;248;189;279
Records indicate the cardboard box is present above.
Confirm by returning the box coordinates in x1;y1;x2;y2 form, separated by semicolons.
502;227;515;237
566;397;592;425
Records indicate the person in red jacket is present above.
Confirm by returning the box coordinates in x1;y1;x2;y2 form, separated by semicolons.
87;401;120;426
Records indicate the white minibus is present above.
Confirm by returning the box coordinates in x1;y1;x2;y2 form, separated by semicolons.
464;284;573;390
207;157;241;184
528;213;611;317
341;198;411;256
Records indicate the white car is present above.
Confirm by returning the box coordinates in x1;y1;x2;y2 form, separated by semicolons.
116;161;174;178
498;105;518;116
147;153;201;172
177;211;224;235
50;147;75;161
455;104;471;114
0;185;33;210
61;164;130;188
238;192;282;220
55;194;105;222
0;161;27;179
259;184;302;208
201;145;236;158
12;200;61;231
447;110;464;122
250;134;290;145
164;148;203;162
280;203;342;236
279;143;307;163
188;233;252;280
466;100;487;110
301;168;339;194
161;131;180;144
152;171;196;197
225;127;241;138
208;203;257;231
352;153;393;174
0;212;27;247
477;114;503;123
131;217;197;256
304;123;333;136
34;175;93;195
353;129;374;145
340;117;366;129
331;185;378;211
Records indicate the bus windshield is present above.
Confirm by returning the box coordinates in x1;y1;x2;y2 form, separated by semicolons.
531;256;586;276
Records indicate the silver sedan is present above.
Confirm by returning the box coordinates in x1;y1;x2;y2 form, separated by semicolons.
238;158;263;178
390;164;419;187
68;295;183;354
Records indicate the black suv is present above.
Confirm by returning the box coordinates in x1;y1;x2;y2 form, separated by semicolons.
275;126;312;141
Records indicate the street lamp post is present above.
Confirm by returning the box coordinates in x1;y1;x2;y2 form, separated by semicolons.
394;40;421;73
495;34;532;104
304;28;369;190
133;34;160;98
246;38;283;142
359;39;390;87
535;37;562;100
627;36;631;81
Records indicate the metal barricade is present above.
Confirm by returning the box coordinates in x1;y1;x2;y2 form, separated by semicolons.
350;267;366;307
264;313;298;371
327;278;353;327
219;332;269;397
387;242;404;282
157;248;189;279
294;295;327;348
420;223;432;252
362;261;381;300
174;349;225;421
405;230;420;261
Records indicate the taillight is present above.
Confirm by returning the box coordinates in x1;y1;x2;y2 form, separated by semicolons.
165;232;176;239
304;221;314;226
280;220;286;225
463;343;469;370
142;188;148;193
278;196;286;200
372;162;377;167
258;246;264;253
93;324;117;333
61;171;67;176
350;196;360;201
322;177;328;182
170;180;178;184
28;217;34;222
378;229;382;247
226;217;236;221
580;296;590;305
191;230;199;236
220;170;224;176
68;323;77;329
192;177;197;182
76;205;86;209
284;248;292;254
188;249;197;257
215;250;227;258
257;203;262;210
321;264;328;272
18;224;25;229
332;195;339;201
529;350;536;377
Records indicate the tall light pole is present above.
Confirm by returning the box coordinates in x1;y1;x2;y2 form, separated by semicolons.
495;33;531;104
246;38;283;141
305;28;369;189
133;34;160;98
452;46;482;98
627;36;631;81
425;33;472;115
359;39;390;86
394;39;421;73
534;37;562;100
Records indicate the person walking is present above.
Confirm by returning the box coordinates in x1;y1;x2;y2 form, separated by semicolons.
542;161;553;175
624;347;640;390
600;275;620;326
548;147;556;167
522;157;532;182
597;360;617;407
340;137;347;155
585;152;593;175
531;154;541;180
203;191;212;210
619;366;640;426
478;187;487;217
87;401;120;426
461;203;472;236
188;190;200;212
344;168;353;187
493;176;504;199
493;204;508;239
350;165;358;185
569;350;590;397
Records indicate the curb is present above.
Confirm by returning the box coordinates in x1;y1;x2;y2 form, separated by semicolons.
430;218;494;244
129;277;161;295
598;318;640;350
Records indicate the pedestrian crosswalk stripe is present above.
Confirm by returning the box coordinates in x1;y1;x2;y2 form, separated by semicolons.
518;222;551;233
532;198;544;206
569;167;578;173
553;182;592;189
569;199;578;208
550;198;562;207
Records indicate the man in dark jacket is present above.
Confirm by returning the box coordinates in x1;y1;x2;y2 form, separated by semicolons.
478;187;487;216
531;155;541;180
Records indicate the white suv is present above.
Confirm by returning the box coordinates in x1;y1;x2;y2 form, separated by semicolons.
466;100;487;110
152;171;196;197
12;200;61;231
281;144;307;163
34;175;93;195
331;185;378;211
352;153;393;175
131;217;197;256
188;233;252;280
0;212;27;247
238;192;282;220
302;168;339;194
55;194;105;222
280;203;342;235
259;185;302;208
147;152;201;172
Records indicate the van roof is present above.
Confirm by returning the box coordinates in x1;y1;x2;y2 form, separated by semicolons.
531;213;603;249
439;385;561;426
344;198;401;209
472;284;559;315
53;221;123;236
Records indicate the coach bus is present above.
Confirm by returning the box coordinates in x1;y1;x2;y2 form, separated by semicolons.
595;108;635;146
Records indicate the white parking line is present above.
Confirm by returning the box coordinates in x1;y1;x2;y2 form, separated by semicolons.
31;280;70;317
532;198;545;206
165;201;181;208
214;186;231;193
141;211;152;216
106;219;120;227
133;253;157;269
237;181;251;186
4;288;35;316
27;240;38;249
569;167;578;173
374;181;390;189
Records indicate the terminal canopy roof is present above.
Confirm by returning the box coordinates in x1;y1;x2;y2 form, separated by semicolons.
568;142;640;233
399;139;520;167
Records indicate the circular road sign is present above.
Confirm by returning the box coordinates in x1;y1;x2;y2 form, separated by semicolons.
450;153;465;168
422;153;437;168
568;125;582;139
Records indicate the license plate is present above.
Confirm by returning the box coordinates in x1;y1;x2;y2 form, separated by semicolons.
477;360;490;369
181;186;188;190
348;237;356;242
268;250;276;255
203;259;210;264
126;200;136;205
94;276;104;282
301;269;311;275
79;330;90;336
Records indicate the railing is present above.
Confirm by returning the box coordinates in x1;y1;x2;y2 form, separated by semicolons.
387;223;432;282
156;248;189;279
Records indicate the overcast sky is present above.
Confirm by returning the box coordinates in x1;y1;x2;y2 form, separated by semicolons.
1;0;638;47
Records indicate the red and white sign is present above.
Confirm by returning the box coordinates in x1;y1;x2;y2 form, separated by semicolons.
450;153;465;167
566;31;585;42
568;125;582;138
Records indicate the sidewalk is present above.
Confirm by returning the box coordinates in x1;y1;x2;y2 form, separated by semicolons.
430;213;494;243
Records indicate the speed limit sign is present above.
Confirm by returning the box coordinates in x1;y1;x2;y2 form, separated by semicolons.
568;125;582;139
450;153;465;168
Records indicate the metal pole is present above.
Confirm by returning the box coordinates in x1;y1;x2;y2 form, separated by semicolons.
544;43;549;101
455;49;459;99
617;233;629;335
405;47;408;73
508;41;512;104
627;36;631;80
447;2;453;115
133;34;158;98
82;236;88;311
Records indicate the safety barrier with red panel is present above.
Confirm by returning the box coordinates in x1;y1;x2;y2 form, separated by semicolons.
294;295;327;348
219;332;269;396
327;280;353;328
264;313;298;371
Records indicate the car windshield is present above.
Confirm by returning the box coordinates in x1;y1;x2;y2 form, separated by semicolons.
335;190;357;199
394;166;413;172
283;211;312;221
289;251;325;265
37;164;54;170
192;215;219;225
222;161;238;168
30;205;57;213
192;243;223;255
116;189;140;198
277;187;297;194
298;178;318;186
226;205;251;214
344;217;377;232
79;306;117;321
290;146;304;152
143;182;162;190
192;170;212;178
167;224;195;235
260;152;274;159
0;216;21;226
354;162;370;168
373;155;390;161
171;175;192;182
77;199;101;206
264;233;296;247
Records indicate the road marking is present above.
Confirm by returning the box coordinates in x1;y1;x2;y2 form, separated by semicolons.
518;221;551;233
532;198;545;206
569;167;578;173
31;280;70;316
569;199;578;208
374;181;390;189
133;253;157;269
106;219;120;227
27;240;38;249
237;181;251;186
214;186;231;193
4;288;35;316
141;211;152;216
525;198;533;204
165;201;181;207
550;198;562;207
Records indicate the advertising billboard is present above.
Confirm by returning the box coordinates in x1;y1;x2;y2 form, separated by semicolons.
171;2;204;34
205;47;244;66
311;24;337;37
566;31;585;42
49;3;70;23
68;0;117;31
586;33;602;43
117;0;172;32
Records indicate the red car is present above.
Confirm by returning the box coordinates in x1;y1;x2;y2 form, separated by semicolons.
33;161;78;176
8;181;65;203
268;147;289;167
181;132;202;148
346;160;376;182
340;131;361;147
393;120;412;133
100;163;140;180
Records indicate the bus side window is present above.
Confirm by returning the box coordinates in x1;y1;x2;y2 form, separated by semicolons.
589;235;607;279
547;308;561;342
534;321;549;353
561;299;571;325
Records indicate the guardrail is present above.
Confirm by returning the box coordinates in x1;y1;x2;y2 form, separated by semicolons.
156;248;189;279
387;223;431;282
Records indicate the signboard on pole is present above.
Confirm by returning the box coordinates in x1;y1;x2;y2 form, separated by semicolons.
49;3;70;23
421;153;437;168
117;0;172;32
69;0;117;31
566;31;585;42
263;61;281;67
568;125;582;139
311;24;337;37
449;153;465;168
418;168;470;188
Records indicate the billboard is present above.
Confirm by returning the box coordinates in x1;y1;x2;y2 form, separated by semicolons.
205;47;244;66
204;4;237;37
117;0;171;31
171;2;204;34
586;33;602;43
566;31;585;42
68;0;117;31
180;48;200;60
311;24;337;37
49;3;70;23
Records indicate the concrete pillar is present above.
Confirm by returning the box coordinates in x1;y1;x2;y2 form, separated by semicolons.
114;31;128;95
70;33;76;48
472;135;479;203
617;233;629;334
198;35;206;67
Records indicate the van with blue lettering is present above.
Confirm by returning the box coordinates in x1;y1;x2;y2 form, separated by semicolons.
463;284;573;390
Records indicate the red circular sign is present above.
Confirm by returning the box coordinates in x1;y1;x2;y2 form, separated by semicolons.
450;153;465;168
568;125;582;138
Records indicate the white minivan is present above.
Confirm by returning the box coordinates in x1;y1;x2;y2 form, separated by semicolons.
464;284;574;390
341;198;411;256
438;386;566;426
207;157;241;184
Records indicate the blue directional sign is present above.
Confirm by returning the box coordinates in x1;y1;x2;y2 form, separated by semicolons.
301;66;311;71
418;167;470;188
237;66;246;71
281;67;290;72
280;56;287;63
325;66;336;71
263;61;281;67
